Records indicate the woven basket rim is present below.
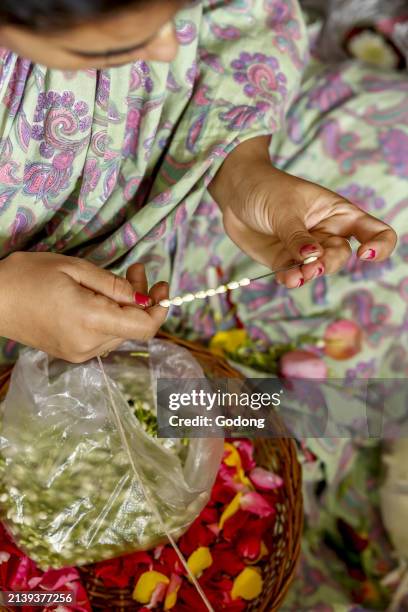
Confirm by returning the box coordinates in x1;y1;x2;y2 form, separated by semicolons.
0;333;303;612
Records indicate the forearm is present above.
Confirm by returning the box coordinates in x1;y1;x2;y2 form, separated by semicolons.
208;135;273;211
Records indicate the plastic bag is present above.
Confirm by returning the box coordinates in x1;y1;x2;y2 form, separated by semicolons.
0;340;224;569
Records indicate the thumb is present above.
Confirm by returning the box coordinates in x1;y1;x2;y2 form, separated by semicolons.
277;216;323;263
126;263;153;307
64;259;137;306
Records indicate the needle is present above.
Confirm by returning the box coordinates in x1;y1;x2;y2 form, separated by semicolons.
159;256;318;308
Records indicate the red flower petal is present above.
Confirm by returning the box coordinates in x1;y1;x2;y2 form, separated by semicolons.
156;547;183;575
236;533;262;560
207;547;245;577
240;492;274;517
249;467;283;491
211;480;237;505
232;439;256;471
223;510;250;542
179;520;217;556
207;523;221;537
199;506;219;524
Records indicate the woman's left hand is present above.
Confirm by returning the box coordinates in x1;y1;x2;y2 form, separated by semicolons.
209;136;397;288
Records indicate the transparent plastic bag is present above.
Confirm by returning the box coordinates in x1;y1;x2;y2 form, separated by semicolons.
0;340;224;569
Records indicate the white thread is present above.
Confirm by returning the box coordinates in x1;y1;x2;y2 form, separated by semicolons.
171;296;183;306
97;356;214;612
195;290;207;299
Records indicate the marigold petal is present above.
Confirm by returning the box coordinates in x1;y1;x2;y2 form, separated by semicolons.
231;567;263;600
187;547;213;579
210;330;248;354
133;571;169;604
164;574;183;610
224;442;242;468
235;467;252;488
219;492;243;530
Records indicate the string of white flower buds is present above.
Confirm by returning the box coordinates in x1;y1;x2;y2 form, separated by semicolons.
159;255;318;308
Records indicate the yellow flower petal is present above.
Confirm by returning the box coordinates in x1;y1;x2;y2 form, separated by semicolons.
164;591;178;610
219;491;242;530
224;443;253;488
231;567;263;601
348;31;399;69
133;571;170;604
210;329;248;355
235;466;253;488
224;442;242;468
187;546;213;579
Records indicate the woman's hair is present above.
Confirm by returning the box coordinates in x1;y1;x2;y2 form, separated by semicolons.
0;0;145;31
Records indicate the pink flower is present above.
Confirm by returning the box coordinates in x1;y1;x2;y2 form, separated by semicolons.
280;350;328;378
240;492;275;517
324;319;363;360
249;467;283;491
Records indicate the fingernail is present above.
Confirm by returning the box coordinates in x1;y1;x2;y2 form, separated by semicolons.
360;248;376;260
297;278;304;288
134;292;152;308
300;244;319;257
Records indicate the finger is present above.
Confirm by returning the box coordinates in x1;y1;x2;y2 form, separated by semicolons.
63;258;136;306
149;281;170;306
276;215;324;263
337;209;397;262
356;228;397;263
126;263;152;308
126;262;148;293
313;236;352;276
270;252;304;289
280;267;305;289
82;289;169;340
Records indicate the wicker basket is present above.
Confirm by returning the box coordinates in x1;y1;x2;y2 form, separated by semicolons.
0;333;303;611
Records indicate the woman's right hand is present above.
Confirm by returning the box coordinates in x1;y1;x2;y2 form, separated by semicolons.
0;252;169;363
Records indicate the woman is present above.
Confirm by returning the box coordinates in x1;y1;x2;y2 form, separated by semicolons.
0;2;407;609
0;0;396;364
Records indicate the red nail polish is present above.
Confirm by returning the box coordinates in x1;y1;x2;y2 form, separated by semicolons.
297;278;304;288
134;292;151;308
300;244;319;256
361;248;376;260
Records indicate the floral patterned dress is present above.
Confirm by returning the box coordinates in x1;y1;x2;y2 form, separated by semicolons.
0;0;407;608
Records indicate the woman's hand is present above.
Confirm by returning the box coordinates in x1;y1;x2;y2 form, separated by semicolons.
0;252;168;362
209;136;397;288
